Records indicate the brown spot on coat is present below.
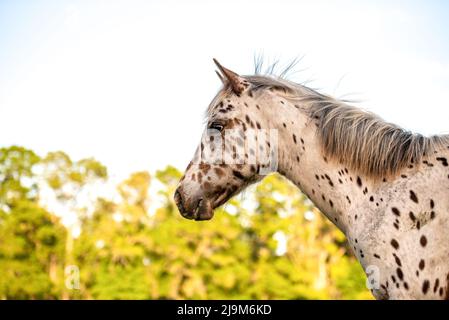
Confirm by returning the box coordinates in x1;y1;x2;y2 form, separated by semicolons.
422;280;430;294
391;239;399;250
419;259;425;270
420;235;427;247
356;176;362;187
410;190;419;203
214;167;225;177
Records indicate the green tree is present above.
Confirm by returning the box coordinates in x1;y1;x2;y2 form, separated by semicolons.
0;200;66;299
0;146;40;208
38;151;108;298
73;172;153;299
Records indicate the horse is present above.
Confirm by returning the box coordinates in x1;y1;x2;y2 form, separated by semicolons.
174;59;449;299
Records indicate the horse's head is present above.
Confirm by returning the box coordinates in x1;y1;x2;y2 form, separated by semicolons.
174;59;278;220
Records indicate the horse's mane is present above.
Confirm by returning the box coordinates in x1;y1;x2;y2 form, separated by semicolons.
244;74;449;179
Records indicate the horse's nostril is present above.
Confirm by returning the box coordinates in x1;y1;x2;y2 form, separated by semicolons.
174;189;186;213
174;189;181;201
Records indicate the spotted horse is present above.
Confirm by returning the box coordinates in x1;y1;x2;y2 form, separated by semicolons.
174;59;449;300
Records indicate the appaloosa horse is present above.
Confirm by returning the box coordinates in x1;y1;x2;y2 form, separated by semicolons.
174;59;449;299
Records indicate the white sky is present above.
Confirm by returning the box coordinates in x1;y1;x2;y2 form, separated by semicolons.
1;0;448;179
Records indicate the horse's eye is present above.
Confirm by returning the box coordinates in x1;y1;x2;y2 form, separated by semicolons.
209;122;224;132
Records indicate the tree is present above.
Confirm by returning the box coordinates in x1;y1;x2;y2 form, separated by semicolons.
73;172;153;299
0;146;41;208
0;200;66;299
37;151;108;299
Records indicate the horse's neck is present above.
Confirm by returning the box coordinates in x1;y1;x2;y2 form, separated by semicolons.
276;108;363;235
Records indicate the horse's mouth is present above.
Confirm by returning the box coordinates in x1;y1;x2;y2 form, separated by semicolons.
212;189;231;210
191;193;232;221
176;197;215;221
190;190;230;221
192;198;214;221
175;188;235;221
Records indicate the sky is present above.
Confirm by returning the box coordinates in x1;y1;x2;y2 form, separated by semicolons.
1;0;449;180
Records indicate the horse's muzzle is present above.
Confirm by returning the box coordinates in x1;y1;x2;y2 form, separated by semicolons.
174;188;214;221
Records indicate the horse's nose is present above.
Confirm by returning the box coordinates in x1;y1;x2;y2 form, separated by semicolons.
174;187;210;220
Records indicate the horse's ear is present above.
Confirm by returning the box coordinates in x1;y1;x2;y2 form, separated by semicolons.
215;70;225;84
213;58;249;95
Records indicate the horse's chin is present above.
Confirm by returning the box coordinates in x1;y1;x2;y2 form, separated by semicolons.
193;198;214;221
192;192;230;221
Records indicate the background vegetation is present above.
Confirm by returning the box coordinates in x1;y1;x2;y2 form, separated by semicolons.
0;146;372;299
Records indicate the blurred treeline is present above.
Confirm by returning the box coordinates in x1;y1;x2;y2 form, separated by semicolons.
0;146;372;299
